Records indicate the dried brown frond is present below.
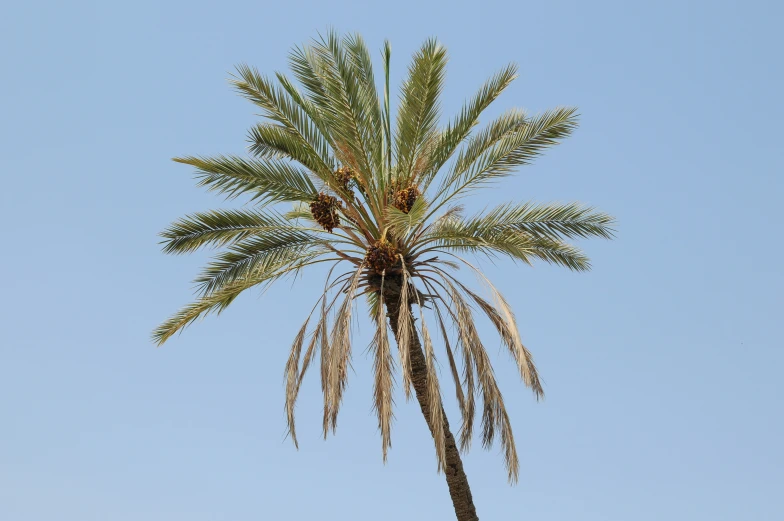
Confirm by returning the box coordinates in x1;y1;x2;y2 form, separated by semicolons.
417;301;447;470
396;258;413;399
449;282;520;482
284;283;348;449
284;316;311;448
461;285;542;399
319;277;347;435
455;259;544;399
324;266;364;436
372;275;395;460
319;293;330;393
460;341;477;452
310;193;342;232
299;287;341;395
298;318;322;389
432;301;467;425
416;271;475;450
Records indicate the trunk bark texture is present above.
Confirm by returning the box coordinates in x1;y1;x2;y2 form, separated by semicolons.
383;279;479;521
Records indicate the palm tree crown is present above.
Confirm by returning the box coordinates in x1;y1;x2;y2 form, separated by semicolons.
154;32;614;490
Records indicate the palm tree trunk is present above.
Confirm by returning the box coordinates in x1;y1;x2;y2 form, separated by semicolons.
383;283;479;521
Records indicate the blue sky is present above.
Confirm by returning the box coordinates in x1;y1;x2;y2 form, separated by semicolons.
1;1;782;520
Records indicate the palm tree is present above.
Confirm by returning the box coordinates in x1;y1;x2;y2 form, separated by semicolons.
153;31;614;521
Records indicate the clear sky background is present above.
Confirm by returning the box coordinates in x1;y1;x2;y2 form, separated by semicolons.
1;1;782;520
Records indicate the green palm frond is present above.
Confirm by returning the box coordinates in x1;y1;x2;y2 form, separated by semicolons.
494;107;579;171
231;64;334;175
395;38;448;184
437;109;528;195
160;207;312;254
175;155;318;203
288;44;333;118
246;123;331;176
275;71;334;148
344;33;384;176
385;197;429;239
527;236;591;271
420;63;519;191
382;40;393;177
436;107;579;206
416;218;536;262
418;216;592;270
194;231;324;296
464;201;616;241
283;202;317;222
307;33;379;192
153;273;273;346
